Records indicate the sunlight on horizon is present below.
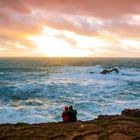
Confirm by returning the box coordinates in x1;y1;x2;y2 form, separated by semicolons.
29;26;105;57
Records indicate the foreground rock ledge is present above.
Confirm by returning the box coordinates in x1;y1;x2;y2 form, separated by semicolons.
0;109;140;140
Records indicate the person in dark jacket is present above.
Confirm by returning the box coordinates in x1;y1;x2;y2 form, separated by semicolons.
68;106;77;122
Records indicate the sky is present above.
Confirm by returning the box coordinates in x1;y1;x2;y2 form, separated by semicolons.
0;0;140;57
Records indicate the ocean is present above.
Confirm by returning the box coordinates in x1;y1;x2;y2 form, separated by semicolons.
0;57;140;124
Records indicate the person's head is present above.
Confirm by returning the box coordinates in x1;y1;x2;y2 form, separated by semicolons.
69;106;73;110
64;106;69;111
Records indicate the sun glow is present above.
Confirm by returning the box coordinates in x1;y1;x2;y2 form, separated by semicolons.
30;35;89;57
29;26;105;57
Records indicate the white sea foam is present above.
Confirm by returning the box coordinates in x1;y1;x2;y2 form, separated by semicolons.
0;64;140;124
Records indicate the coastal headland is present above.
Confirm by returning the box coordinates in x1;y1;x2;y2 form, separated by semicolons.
0;109;140;140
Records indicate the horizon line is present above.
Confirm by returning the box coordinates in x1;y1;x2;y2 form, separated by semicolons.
0;56;140;59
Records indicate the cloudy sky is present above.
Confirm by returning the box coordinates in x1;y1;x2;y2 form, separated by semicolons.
0;0;140;57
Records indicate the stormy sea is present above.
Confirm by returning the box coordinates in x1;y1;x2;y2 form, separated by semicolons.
0;57;140;124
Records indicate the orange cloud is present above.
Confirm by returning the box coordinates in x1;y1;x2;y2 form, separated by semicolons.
0;0;30;13
0;0;140;57
26;0;140;18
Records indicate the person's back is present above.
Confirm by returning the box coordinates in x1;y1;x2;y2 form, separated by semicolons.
61;106;70;122
68;106;77;122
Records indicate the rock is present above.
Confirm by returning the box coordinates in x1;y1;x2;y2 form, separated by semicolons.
100;67;119;74
100;69;110;74
0;109;140;140
98;115;120;120
89;72;94;74
121;108;140;117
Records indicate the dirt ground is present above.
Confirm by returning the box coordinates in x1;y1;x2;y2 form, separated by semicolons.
0;116;140;140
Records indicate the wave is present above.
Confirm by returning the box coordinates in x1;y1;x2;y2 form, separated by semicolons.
0;65;140;124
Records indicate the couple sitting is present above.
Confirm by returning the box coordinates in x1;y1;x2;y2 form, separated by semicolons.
62;106;77;122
